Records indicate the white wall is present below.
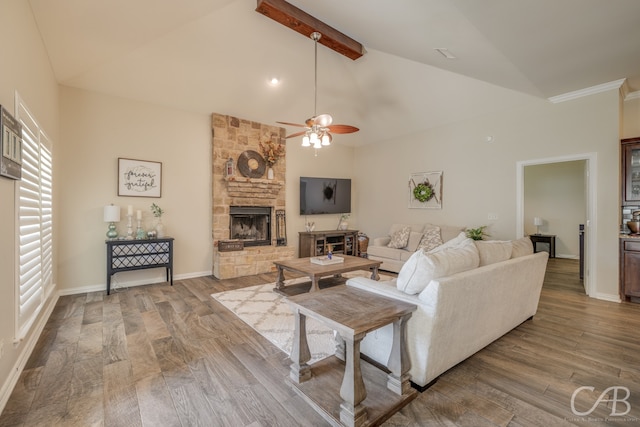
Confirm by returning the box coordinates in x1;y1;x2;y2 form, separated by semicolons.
0;0;59;412
524;161;586;258
58;86;213;292
354;91;620;300
623;95;640;138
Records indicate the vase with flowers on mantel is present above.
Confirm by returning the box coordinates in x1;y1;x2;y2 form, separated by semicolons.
259;135;285;180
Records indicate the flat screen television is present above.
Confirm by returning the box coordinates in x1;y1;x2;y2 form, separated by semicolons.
300;176;351;215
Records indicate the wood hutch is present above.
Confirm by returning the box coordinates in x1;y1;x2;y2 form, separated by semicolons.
620;136;640;301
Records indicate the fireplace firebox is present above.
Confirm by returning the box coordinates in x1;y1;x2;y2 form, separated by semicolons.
229;206;271;247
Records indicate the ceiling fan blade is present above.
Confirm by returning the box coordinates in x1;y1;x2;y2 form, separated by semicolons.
327;124;359;134
284;131;307;139
276;121;307;128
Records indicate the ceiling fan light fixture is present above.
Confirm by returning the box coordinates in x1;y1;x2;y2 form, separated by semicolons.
276;31;359;149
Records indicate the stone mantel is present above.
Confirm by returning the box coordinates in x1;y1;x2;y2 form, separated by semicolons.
224;176;283;199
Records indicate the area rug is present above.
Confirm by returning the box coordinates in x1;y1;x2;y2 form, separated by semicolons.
211;270;393;364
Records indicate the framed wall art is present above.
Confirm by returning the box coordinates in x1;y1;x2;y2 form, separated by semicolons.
118;158;162;198
409;171;442;209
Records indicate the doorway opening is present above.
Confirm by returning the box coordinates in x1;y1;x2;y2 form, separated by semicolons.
516;153;596;297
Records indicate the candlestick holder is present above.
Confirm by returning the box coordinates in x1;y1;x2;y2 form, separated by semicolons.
135;219;146;240
126;214;134;239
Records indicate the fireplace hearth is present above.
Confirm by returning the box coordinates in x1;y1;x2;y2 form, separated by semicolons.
229;206;271;247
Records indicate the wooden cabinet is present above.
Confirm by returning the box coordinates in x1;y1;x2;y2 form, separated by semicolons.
620;238;640;301
106;237;174;295
299;230;358;258
621;137;640;205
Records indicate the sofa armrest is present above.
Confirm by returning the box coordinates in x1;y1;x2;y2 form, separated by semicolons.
372;236;391;246
346;277;414;302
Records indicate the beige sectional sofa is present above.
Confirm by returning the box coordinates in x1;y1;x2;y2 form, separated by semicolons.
346;235;548;388
367;223;466;273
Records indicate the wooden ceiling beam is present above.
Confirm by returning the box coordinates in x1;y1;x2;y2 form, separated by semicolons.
255;0;365;60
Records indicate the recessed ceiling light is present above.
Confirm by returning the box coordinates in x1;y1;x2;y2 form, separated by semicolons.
268;77;281;86
435;48;457;59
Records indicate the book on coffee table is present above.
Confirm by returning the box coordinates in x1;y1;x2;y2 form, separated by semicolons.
310;256;344;265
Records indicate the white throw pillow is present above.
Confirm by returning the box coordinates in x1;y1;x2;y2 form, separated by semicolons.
387;226;411;249
417;226;443;251
511;236;534;258
428;231;467;253
474;240;513;266
397;238;480;295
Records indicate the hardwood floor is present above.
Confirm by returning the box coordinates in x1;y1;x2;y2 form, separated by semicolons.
2;258;640;426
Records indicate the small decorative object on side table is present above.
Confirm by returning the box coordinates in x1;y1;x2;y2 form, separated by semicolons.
103;204;120;239
135;209;145;240
150;203;165;238
126;205;134;239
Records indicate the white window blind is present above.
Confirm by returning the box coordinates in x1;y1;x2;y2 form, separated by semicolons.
15;97;53;341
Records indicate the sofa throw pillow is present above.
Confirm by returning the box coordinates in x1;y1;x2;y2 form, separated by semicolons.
397;237;480;295
428;231;467;253
406;231;424;252
417;226;443;251
387;226;411;249
511;236;534;258
474;240;513;266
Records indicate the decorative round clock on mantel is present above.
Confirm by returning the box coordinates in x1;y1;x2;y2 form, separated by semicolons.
237;150;266;178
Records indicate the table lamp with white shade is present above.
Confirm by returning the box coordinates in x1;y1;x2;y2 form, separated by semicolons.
104;204;121;239
534;217;543;235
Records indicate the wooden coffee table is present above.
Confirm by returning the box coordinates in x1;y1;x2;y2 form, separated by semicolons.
273;255;382;294
286;285;417;427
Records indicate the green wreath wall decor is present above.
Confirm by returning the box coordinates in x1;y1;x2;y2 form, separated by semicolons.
413;180;434;203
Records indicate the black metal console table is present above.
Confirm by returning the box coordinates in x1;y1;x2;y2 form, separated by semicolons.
106;237;174;294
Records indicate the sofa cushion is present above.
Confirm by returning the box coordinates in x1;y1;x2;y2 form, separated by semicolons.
387;226;411;249
406;231;424;252
367;245;405;261
511;236;534;258
397;237;480;295
474;240;513;266
400;250;415;262
417;226;443;251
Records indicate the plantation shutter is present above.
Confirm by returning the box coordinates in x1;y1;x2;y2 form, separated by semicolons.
15;97;53;340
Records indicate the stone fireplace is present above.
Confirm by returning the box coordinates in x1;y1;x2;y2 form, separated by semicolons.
211;113;294;279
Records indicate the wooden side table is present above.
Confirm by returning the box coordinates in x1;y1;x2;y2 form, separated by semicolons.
106;237;174;294
529;234;556;258
286;285;417;427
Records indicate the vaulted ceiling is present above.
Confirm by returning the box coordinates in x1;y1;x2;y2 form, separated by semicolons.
28;0;640;146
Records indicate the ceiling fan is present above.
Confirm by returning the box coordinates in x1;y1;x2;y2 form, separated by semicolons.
277;32;359;149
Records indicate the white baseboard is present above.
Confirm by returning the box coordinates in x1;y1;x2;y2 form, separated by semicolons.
58;270;213;296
